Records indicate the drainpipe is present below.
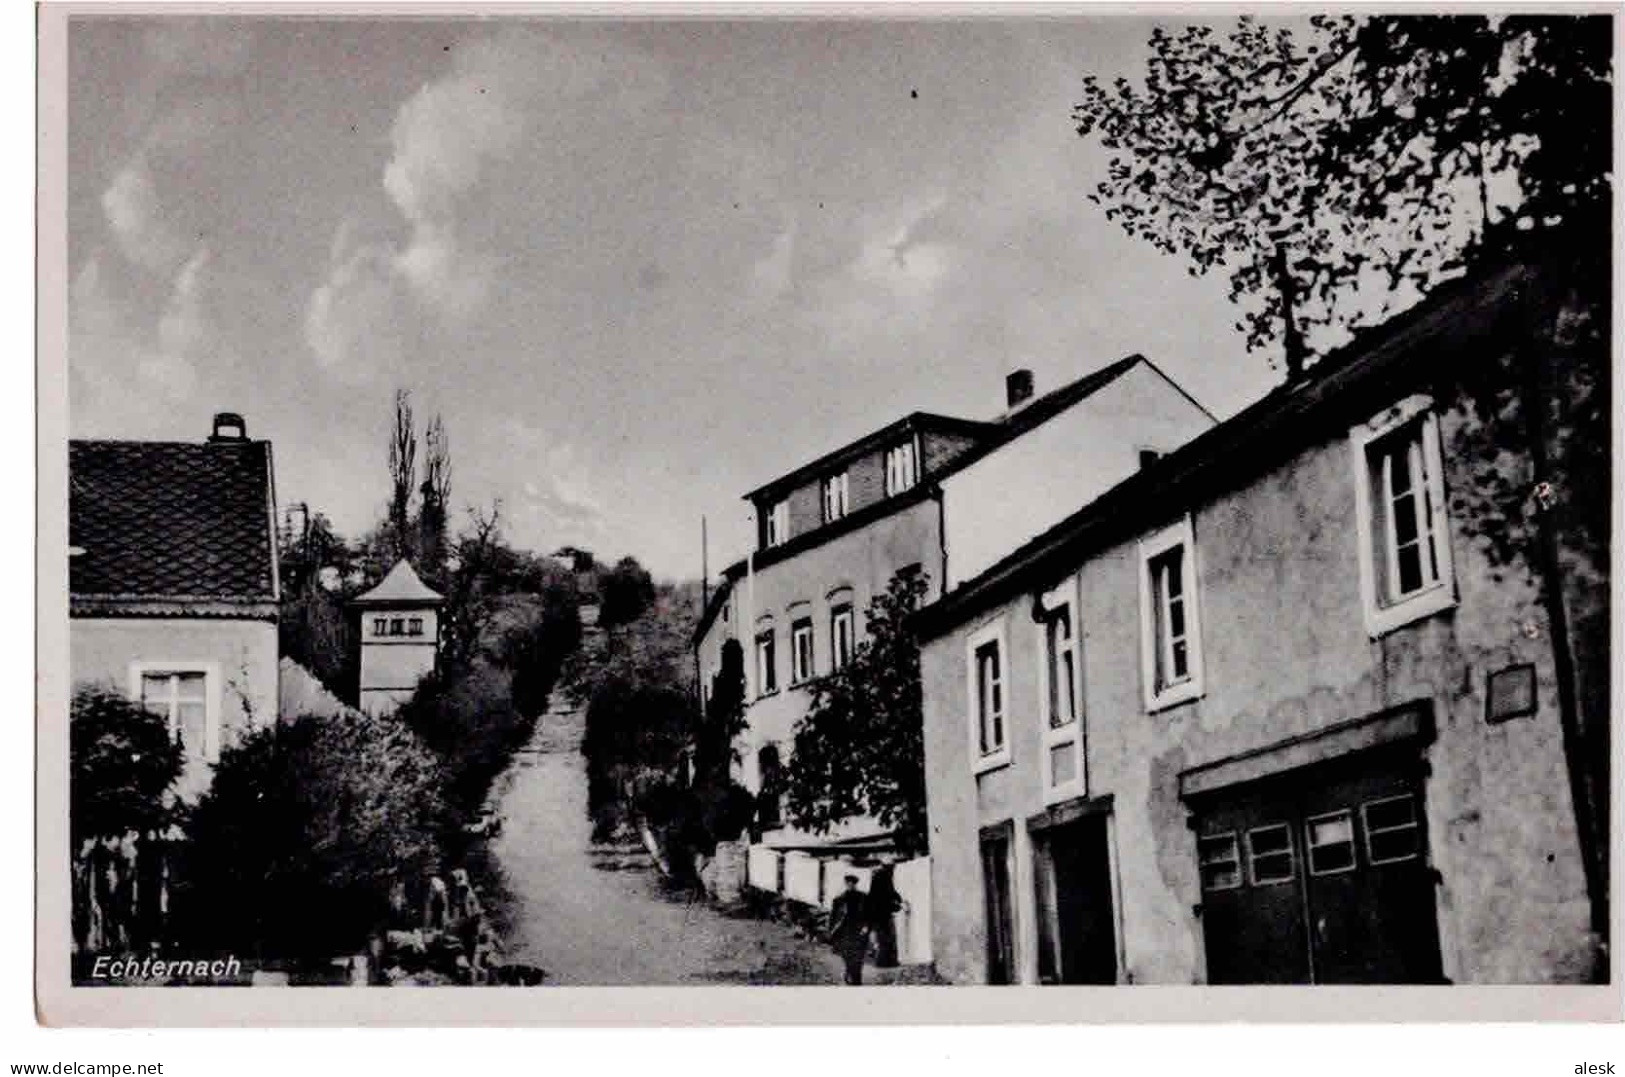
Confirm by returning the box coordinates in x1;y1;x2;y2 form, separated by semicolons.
929;483;948;596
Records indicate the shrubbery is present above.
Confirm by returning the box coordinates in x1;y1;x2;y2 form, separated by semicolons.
70;685;185;845
173;709;448;959
397;662;532;826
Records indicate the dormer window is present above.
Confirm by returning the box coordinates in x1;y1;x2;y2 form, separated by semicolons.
765;499;789;548
885;442;918;496
822;472;849;523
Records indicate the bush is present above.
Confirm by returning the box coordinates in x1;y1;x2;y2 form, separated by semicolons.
70;684;185;845
398;662;532;823
174;709;448;959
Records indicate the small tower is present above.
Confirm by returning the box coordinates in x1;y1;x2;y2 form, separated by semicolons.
353;559;443;716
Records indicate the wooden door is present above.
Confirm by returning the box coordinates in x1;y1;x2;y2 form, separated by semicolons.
980;828;1015;985
1193;749;1442;984
1038;816;1118;984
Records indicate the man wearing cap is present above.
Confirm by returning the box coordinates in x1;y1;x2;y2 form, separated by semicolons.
827;874;870;985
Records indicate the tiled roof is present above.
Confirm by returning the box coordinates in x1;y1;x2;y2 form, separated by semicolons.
353;559;443;606
69;438;278;603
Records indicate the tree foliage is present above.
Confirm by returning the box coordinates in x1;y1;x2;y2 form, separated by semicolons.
599;556;656;630
784;570;930;856
1074;15;1611;362
70;685;185;846
397;662;532;823
175;710;449;958
387;388;417;561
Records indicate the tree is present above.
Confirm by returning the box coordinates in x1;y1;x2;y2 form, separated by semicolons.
599;555;656;629
1074;15;1611;367
418;413;452;590
70;685;185;846
386;388;418;563
506;582;583;719
784;570;930;856
439;503;507;674
1078;14;1611;961
175;709;449;959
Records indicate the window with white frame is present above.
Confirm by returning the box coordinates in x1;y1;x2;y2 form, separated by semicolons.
822;472;850;523
1351;395;1457;637
755;629;777;696
790;618;815;683
408;616;424;637
373;617;387;636
1139;515;1204;711
1038;584;1084;799
135;665;218;762
830;604;854;670
967;620;1009;771
765;499;790;548
885;441;919;496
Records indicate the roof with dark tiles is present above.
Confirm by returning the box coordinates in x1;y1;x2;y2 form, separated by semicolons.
69;437;278;604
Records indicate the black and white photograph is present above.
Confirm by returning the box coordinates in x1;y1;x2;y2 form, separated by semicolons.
35;4;1617;1033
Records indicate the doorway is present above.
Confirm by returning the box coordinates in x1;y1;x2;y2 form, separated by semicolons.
1033;813;1118;984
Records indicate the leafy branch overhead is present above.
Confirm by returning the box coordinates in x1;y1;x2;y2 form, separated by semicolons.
1075;15;1612;361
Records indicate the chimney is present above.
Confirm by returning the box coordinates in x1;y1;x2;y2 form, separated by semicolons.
1005;369;1034;409
209;412;248;443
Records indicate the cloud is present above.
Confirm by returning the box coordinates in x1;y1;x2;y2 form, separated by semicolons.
101;160;191;275
71;246;223;418
303;223;414;382
489;419;608;551
749;216;797;303
380;26;670;316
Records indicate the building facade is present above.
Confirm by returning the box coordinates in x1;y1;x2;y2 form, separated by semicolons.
695;360;1213;884
69;412;282;801
353;559;443;717
915;260;1608;985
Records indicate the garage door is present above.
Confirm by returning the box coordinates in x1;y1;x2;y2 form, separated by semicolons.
1191;747;1444;984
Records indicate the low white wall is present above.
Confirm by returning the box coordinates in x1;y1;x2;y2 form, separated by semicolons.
782;851;821;906
894;855;933;965
747;845;780;892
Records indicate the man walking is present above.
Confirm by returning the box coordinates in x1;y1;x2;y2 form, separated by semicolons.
828;874;869;985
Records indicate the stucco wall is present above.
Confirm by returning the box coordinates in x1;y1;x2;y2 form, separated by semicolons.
359;638;438;695
921;395;1594;985
940;362;1214;589
700;497;943;847
71;616;279;800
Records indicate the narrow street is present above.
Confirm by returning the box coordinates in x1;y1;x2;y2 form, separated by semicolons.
470;695;846;985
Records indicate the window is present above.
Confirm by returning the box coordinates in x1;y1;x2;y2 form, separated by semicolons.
373;617;386;636
1306;811;1357;876
408;616;424;637
389;617;405;636
967;621;1009;772
830;604;854;670
757;745;783;829
822;472;849;523
755;630;777;696
1038;584;1085;801
765;499;790;548
135;666;217;762
885;441;919;496
1246;823;1295;886
790;618;815;684
1351;395;1456;637
1362;794;1422;865
1138;516;1203;710
1044;605;1078;730
1198;832;1241;892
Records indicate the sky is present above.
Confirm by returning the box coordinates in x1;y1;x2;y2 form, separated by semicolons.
66;15;1277;580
